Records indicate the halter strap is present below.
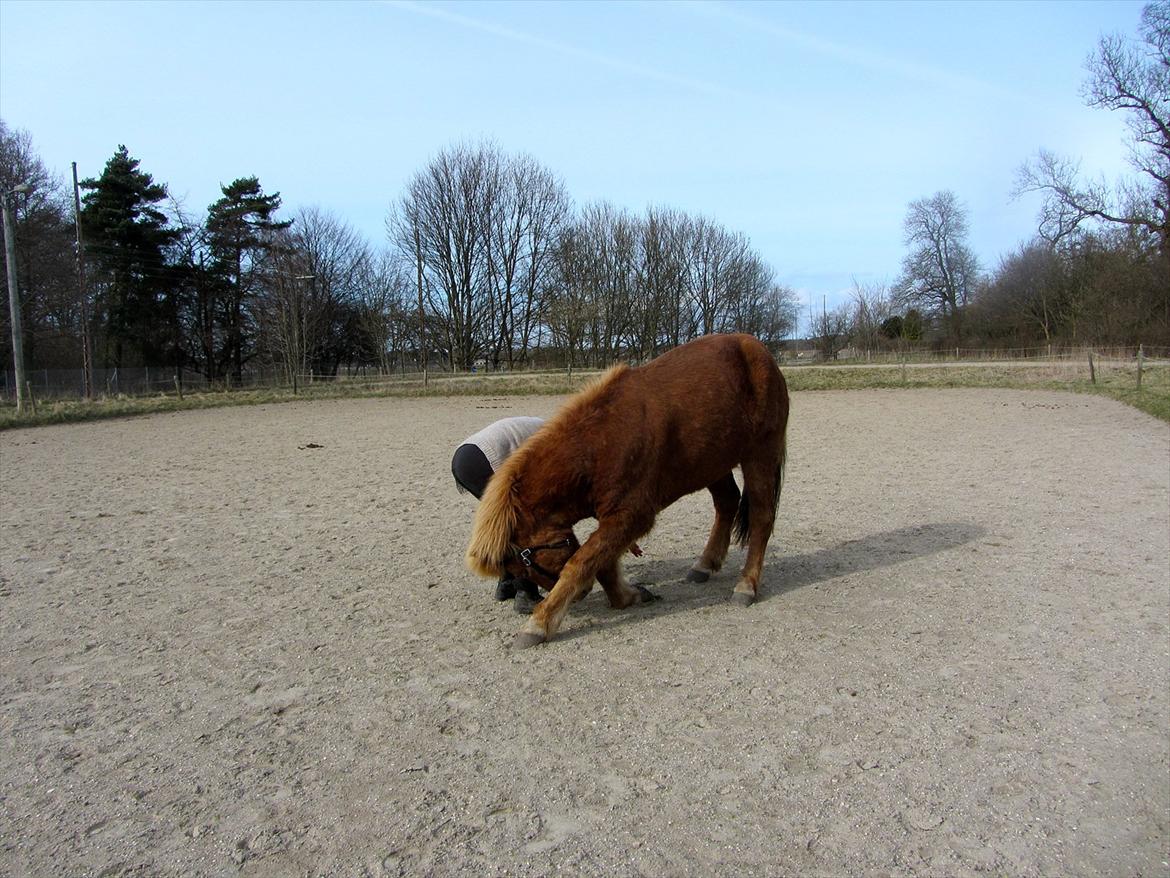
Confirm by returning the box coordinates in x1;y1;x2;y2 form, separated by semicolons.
517;537;575;581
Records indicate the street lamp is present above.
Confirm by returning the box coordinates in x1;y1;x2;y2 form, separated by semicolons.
1;182;30;414
289;273;314;394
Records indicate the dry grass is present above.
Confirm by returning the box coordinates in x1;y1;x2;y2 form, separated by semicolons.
1;361;1166;431
784;360;1170;421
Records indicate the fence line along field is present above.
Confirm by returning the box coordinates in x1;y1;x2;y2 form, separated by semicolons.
0;388;1167;876
4;344;1167;404
2;350;1168;432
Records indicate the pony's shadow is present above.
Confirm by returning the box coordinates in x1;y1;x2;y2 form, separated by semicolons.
557;521;986;642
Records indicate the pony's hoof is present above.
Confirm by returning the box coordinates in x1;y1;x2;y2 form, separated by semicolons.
513;631;546;650
633;584;661;604
686;568;711;583
730;591;756;607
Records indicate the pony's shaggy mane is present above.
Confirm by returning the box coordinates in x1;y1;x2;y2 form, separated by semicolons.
558;364;629;417
465;463;519;577
464;365;629;578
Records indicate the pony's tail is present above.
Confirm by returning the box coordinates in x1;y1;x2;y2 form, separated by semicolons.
732;432;787;548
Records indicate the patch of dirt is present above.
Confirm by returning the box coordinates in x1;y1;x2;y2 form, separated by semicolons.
1;389;1167;876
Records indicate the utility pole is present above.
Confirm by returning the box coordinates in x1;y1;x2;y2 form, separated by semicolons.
72;162;93;399
1;184;29;414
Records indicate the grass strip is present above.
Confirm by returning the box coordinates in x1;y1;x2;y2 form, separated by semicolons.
1;362;1166;431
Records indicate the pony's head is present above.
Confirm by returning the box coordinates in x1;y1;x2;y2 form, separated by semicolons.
465;465;579;588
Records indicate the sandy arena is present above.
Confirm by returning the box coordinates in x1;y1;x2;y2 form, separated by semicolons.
1;388;1167;877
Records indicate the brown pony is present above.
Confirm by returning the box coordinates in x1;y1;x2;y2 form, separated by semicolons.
466;333;789;649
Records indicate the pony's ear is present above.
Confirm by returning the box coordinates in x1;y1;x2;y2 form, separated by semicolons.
465;473;518;578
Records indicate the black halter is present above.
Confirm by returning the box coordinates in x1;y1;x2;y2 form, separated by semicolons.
516;537;575;581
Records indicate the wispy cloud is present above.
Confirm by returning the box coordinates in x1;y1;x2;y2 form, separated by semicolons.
682;0;1005;99
383;0;755;102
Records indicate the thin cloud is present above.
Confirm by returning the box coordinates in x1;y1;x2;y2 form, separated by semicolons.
383;0;755;102
684;0;1007;99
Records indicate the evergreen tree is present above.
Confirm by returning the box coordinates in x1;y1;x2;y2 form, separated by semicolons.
80;146;178;369
205;177;290;385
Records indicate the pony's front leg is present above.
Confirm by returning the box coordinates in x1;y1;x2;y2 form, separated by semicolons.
513;561;595;649
514;518;648;649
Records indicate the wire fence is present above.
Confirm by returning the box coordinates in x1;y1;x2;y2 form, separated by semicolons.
0;366;290;401
2;344;1166;403
819;343;1170;365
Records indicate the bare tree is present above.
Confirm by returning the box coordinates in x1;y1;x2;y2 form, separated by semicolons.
1017;1;1169;257
515;160;570;367
631;206;688;357
259;207;374;382
357;249;411;373
393;145;490;371
546;224;594;369
587;202;638;364
895;191;981;339
553;203;790;364
721;253;796;347
165;199;213;384
685;217;751;337
391;143;567;371
972;227;1166;347
259;244;314;387
849;280;895;354
0;120;79;373
482;152;569;369
811;300;852;361
982;242;1067;344
550;203;638;366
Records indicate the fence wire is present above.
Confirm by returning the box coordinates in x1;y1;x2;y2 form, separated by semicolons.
2;345;1167;402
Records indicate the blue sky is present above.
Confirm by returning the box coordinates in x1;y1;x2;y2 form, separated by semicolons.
0;0;1145;333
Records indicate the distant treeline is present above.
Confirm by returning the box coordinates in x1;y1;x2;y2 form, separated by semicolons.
816;2;1168;359
0;3;1165;386
0;131;800;386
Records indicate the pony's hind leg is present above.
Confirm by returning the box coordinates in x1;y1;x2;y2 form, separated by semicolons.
732;455;781;606
687;472;741;583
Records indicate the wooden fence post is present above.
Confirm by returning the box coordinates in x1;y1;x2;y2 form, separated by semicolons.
1088;351;1096;385
1137;344;1144;390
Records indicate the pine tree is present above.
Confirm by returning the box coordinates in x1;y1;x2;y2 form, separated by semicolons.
205;177;290;385
80;146;178;369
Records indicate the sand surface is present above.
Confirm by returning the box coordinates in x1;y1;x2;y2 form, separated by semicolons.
1;389;1167;877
